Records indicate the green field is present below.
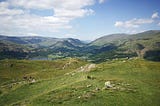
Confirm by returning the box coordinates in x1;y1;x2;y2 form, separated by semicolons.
0;58;160;106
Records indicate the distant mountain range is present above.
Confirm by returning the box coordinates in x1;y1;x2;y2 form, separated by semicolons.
0;30;160;62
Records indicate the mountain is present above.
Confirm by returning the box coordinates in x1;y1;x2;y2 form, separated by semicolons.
0;35;86;59
64;38;85;47
90;30;160;47
0;30;160;62
0;35;46;44
89;34;129;46
0;35;83;46
89;30;160;62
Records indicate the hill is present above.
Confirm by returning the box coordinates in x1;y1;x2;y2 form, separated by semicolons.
0;36;85;60
0;58;159;106
0;30;160;62
89;30;160;62
89;34;129;46
0;31;160;105
0;35;85;47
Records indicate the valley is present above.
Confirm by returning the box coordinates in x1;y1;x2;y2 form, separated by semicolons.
0;30;160;62
0;30;160;106
0;0;160;105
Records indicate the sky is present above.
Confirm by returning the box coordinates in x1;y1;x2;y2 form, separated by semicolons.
0;0;160;40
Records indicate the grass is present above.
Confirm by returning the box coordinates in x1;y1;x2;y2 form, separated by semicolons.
0;58;160;106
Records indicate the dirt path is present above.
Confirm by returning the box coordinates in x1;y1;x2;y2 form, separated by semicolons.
78;64;96;72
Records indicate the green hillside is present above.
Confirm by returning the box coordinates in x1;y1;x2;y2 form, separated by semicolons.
89;30;160;62
0;35;86;60
89;34;129;46
0;30;160;62
0;58;160;106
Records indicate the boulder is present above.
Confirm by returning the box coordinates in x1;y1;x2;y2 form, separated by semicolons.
105;81;112;88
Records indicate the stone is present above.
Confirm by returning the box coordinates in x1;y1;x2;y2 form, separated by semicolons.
31;79;36;83
96;87;100;91
87;84;92;88
105;81;112;88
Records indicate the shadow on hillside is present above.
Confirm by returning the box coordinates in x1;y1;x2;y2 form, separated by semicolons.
144;50;160;61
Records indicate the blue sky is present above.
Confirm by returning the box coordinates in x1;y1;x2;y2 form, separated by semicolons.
0;0;160;40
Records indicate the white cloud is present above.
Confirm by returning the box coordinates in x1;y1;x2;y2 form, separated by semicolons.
54;8;94;18
0;1;9;8
0;1;24;16
9;0;95;10
115;21;125;27
151;12;159;19
0;8;24;15
114;12;160;34
9;0;53;9
98;0;105;4
0;0;99;36
115;18;153;28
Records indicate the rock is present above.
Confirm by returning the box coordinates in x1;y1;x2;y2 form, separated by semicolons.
65;73;70;75
31;79;36;83
96;87;100;91
87;84;92;88
105;81;113;88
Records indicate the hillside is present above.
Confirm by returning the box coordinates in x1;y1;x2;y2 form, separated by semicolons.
0;58;159;106
0;31;160;105
0;36;85;60
0;35;85;47
89;34;129;46
0;30;160;62
89;30;160;62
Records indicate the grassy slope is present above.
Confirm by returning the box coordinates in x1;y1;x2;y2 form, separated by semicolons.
0;58;160;106
89;34;129;46
90;30;160;49
88;31;160;62
0;58;87;84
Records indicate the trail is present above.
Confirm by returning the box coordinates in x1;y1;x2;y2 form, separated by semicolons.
77;64;96;72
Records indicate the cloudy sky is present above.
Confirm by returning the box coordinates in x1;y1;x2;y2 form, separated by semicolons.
0;0;160;40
